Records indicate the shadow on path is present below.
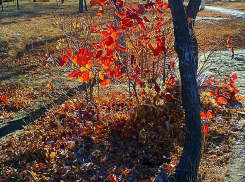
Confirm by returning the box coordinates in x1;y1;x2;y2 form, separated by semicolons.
0;84;89;138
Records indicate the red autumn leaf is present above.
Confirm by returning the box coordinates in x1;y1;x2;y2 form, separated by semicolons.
115;11;125;18
100;79;110;87
68;70;79;78
157;8;164;14
138;21;147;31
154;22;163;30
165;93;174;101
99;71;104;80
106;49;114;56
73;49;94;67
158;2;169;9
143;16;150;22
215;88;219;97
136;78;143;88
95;50;103;60
92;43;101;49
59;55;70;66
47;82;54;90
200;111;206;119
67;49;73;58
229;79;237;88
90;0;106;6
232;73;237;81
203;123;209;134
205;90;214;96
115;42;127;52
155;83;160;93
217;97;228;105
155;16;165;22
134;65;140;75
226;71;232;75
101;36;114;47
115;69;122;78
170;62;175;69
145;2;155;10
129;74;135;80
107;69;114;77
78;71;90;82
236;95;243;101
96;11;104;16
101;31;110;37
38;163;44;168
206;110;214;119
231;47;234;56
169;76;175;85
89;25;99;32
0;96;8;105
96;125;105;129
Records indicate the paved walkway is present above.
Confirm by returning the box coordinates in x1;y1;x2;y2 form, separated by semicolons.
205;6;245;19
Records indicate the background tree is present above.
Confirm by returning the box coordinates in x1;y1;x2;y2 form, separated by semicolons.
79;0;87;13
0;0;3;11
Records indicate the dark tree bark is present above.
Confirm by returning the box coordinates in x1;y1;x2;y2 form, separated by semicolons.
17;0;19;9
186;0;202;74
0;0;3;11
79;0;87;13
166;0;202;181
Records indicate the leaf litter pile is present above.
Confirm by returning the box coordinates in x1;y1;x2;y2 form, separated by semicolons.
0;72;244;182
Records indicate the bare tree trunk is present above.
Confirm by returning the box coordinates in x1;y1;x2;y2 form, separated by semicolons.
167;0;202;181
0;0;3;11
84;0;87;11
79;0;87;13
187;0;202;74
17;0;19;9
79;0;83;13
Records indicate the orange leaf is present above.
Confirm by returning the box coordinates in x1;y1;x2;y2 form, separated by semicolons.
0;96;9;105
67;49;73;58
86;61;93;69
153;22;163;30
78;71;90;83
101;36;114;47
203;123;209;134
218;97;228;105
59;55;70;66
100;79;110;87
205;90;214;96
47;82;54;90
89;25;99;32
96;11;104;16
200;111;206;119
107;69;114;77
236;95;243;101
99;71;104;80
206;110;214;119
68;70;79;78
